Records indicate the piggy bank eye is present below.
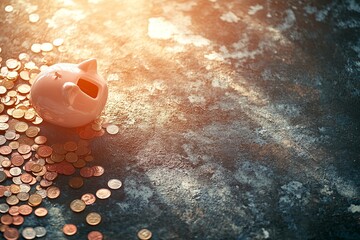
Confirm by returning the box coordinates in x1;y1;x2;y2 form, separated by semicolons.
54;72;62;79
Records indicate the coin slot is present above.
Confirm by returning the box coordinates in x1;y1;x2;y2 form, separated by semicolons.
77;78;98;98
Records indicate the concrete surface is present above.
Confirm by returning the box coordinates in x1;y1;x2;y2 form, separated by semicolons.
1;0;360;239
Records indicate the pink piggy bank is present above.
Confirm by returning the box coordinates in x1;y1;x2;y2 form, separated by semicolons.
30;58;108;128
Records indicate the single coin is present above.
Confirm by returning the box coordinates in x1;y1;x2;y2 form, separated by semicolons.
65;151;78;163
9;184;20;194
86;212;101;226
70;199;86;213
92;165;104;177
63;141;77;152
96;188;111;199
30;163;42;173
4;227;19;240
5;130;16;140
80;166;94;178
68;176;84;189
137;229;152;240
46;186;60;199
37;145;53;158
18;204;32;215
34;207;48;217
12;109;24;119
12;215;24;226
1;214;13;225
0;203;9;213
63;224;77;236
29;13;40;23
6;195;19;206
34;226;47;238
5;5;14;13
28;193;42;207
106;124;119;135
25;126;39;138
88;231;103;240
17;192;29;201
30;43;41;53
53;38;64;47
8;205;19;216
73;158;86;168
18;144;31;154
9;167;22;176
17;84;31;94
20;70;30;81
41;42;53;52
11;155;24;166
22;227;36;240
108;179;122;190
81;193;96;205
0;171;7;183
5;59;19;70
0;145;12;155
20;173;33;184
34;135;47;145
44;171;58;181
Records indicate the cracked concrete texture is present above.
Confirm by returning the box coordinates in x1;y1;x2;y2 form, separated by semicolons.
1;0;360;239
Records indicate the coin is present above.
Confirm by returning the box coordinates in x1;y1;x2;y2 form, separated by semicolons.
96;188;111;199
17;192;29;201
12;215;24;226
81;193;96;205
29;14;40;23
80;166;94;178
34;207;48;217
70;199;86;213
68;176;84;189
1;214;13;225
65;151;78;163
4;227;19;240
53;38;64;46
18;204;32;215
17;84;31;94
0;171;7;183
30;44;41;53
4;5;14;13
137;229;152;240
37;145;53;158
86;212;101;226
0;203;9;213
92;165;104;176
106;124;119;135
12;109;24;119
63;141;77;151
34;135;47;145
28;193;42;207
18;144;31;154
108;179;122;190
88;231;104;240
22;227;36;239
46;186;60;199
25;126;40;138
8;206;19;216
6;195;19;206
63;224;77;236
34;226;46;238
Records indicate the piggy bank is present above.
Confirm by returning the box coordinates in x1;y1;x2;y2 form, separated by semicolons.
30;58;108;128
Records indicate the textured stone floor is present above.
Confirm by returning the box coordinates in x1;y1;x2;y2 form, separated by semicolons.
1;0;360;239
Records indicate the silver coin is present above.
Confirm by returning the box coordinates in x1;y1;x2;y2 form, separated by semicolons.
22;227;36;240
107;179;122;190
34;226;47;238
0;203;9;213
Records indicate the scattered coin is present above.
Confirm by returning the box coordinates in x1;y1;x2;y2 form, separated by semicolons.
81;193;96;205
46;186;60;199
29;13;40;23
86;212;101;226
106;124;119;135
28;193;42;207
137;229;152;240
22;227;36;239
34;207;48;217
108;179;122;190
4;5;14;13
4;227;19;240
96;188;111;199
68;176;84;189
53;38;64;47
30;43;42;53
70;199;86;213
88;231;104;240
63;224;77;236
34;226;47;238
41;42;53;52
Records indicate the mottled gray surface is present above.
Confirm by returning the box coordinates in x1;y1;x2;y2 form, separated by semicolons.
1;0;360;239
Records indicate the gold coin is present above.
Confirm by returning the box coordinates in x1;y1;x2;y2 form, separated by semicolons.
70;199;86;213
137;229;152;240
86;212;101;226
106;124;119;135
63;224;77;236
25;126;40;138
14;121;28;133
29;13;40;23
12;109;24;119
34;207;48;217
95;188;111;199
28;193;42;207
46;186;60;199
24;110;36;121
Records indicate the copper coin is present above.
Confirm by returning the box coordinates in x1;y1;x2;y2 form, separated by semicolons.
12;215;24;226
1;214;13;225
30;163;43;173
63;224;77;236
70;199;86;213
0;146;12;155
28;193;42;207
63;141;77;152
34;135;47;145
87;231;103;240
80;166;94;178
46;186;60;199
137;229;152;240
40;179;52;188
107;179;122;190
9;184;20;194
37;145;53;158
20;173;33;183
18;144;31;154
25;126;39;138
96;188;111;199
81;193;96;205
68;176;84;189
6;195;19;206
4;227;19;240
62;163;76;175
92;165;104;177
44;171;58;181
72;158;86;168
11;155;24;166
65;151;78;163
34;207;48;217
8;206;19;216
18;204;32;215
86;212;101;226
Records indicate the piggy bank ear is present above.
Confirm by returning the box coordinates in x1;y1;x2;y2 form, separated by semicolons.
78;58;97;73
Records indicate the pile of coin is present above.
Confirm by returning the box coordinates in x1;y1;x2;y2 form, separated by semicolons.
0;50;127;239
